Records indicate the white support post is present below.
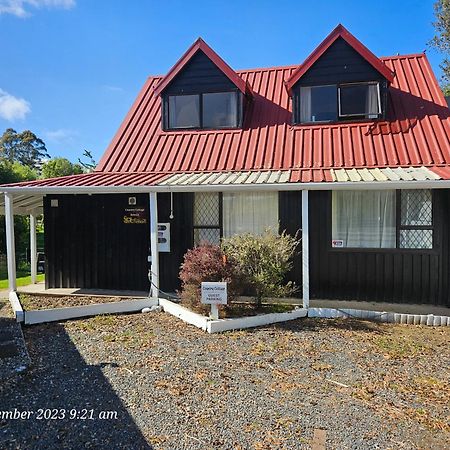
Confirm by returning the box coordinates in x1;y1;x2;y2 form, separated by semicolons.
30;212;37;284
301;190;309;309
149;192;159;299
4;193;16;292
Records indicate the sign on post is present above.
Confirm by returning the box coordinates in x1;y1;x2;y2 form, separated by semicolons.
201;282;227;320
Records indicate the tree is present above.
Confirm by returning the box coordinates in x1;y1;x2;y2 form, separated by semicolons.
0;160;38;261
78;149;97;172
430;0;450;95
41;157;84;179
0;128;49;169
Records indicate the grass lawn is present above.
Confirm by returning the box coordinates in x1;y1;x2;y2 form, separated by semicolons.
0;273;45;290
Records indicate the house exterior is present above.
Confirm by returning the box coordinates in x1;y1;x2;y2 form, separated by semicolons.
2;25;450;306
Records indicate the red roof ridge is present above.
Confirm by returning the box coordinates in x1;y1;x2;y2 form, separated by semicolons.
236;64;299;74
380;53;426;60
153;37;252;97
285;24;395;94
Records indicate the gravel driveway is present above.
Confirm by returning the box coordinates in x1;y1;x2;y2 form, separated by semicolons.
0;311;449;449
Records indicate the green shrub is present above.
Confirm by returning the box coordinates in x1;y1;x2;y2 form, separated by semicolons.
179;243;242;312
221;230;299;307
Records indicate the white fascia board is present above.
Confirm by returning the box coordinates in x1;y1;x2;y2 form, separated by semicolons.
1;179;450;195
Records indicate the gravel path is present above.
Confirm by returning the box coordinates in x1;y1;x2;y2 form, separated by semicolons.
0;311;449;449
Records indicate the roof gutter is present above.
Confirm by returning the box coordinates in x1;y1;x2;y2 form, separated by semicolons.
1;179;450;195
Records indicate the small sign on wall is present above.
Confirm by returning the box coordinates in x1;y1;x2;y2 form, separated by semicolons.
201;282;228;305
331;239;344;248
158;223;170;252
123;207;147;224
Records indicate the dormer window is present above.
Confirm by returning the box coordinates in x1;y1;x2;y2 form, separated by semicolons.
166;91;240;130
296;81;382;124
338;82;381;119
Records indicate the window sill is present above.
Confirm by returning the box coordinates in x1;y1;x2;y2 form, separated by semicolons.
292;117;385;127
160;127;242;135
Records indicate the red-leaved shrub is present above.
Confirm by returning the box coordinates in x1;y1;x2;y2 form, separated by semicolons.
179;243;242;311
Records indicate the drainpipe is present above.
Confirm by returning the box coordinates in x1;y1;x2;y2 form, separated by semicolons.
5;193;16;292
301;190;309;309
149;192;159;298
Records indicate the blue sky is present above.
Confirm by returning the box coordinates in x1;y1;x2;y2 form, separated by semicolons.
0;0;444;164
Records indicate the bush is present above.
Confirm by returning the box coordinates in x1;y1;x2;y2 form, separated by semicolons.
179;243;241;312
221;230;299;307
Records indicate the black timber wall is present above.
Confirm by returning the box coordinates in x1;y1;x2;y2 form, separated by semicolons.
163;50;236;95
295;37;386;86
279;190;450;306
44;190;450;305
44;193;193;292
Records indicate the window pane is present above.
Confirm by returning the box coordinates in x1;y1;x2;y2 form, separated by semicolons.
399;229;433;249
168;95;200;128
401;190;432;226
203;92;238;128
194;228;220;247
194;192;220;226
300;85;337;122
339;83;380;117
332;190;396;248
223;192;278;237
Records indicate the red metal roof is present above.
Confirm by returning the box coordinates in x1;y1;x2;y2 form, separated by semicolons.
285;24;395;93
1;171;168;188
96;53;450;180
153;38;251;97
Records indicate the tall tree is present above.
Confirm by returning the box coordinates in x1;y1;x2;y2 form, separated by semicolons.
430;0;450;94
0;128;49;169
78;149;97;172
41;157;84;179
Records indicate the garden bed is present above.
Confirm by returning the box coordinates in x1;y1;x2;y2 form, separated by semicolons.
17;293;158;325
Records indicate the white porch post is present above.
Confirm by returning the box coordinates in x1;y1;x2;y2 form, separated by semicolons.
4;193;17;292
30;211;37;284
301;190;309;309
149;192;159;298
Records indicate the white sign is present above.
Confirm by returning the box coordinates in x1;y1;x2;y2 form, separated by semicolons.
158;223;170;252
201;282;227;305
331;239;344;248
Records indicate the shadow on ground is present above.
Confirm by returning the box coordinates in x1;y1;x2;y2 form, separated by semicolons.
0;323;152;449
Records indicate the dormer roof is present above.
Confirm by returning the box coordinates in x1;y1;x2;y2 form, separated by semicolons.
153;38;252;97
285;24;395;95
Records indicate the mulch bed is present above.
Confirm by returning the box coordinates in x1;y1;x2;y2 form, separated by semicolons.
0;312;448;449
18;294;137;311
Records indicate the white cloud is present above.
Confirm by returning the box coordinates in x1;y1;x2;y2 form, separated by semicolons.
44;128;76;143
0;88;31;120
0;0;75;17
102;85;124;93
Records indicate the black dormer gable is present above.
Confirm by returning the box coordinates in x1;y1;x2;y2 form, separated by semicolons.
296;37;386;86
163;50;237;95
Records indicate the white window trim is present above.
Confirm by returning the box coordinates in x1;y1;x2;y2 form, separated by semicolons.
337;81;381;118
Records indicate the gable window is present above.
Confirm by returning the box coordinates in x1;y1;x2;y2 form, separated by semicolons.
300;85;337;122
297;81;382;123
168;95;200;129
331;189;433;249
338;82;380;118
166;91;240;130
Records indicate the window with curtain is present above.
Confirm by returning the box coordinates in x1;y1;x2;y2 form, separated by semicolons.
338;82;380;118
299;85;337;122
332;190;396;248
332;189;433;249
166;92;240;130
222;192;279;237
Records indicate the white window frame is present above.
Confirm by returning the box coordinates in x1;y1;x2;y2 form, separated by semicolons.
337;81;381;118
